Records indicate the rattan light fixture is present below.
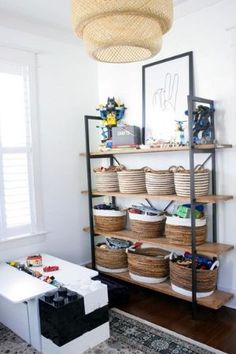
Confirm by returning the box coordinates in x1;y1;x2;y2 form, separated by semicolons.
72;0;173;63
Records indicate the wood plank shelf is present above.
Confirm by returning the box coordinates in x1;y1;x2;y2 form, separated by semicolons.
80;144;232;157
81;190;234;204
83;227;234;257
99;271;233;310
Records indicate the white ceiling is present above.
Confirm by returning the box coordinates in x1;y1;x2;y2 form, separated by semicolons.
0;0;186;32
0;0;221;43
0;0;72;31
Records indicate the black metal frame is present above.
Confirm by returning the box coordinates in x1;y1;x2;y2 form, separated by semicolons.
187;96;216;318
142;51;194;144
84;95;216;317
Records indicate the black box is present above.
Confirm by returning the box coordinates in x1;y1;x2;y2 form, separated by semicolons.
112;126;141;147
39;288;108;347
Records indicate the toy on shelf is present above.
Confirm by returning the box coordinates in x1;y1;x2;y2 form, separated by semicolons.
175;120;187;145
96;97;127;146
186;105;215;144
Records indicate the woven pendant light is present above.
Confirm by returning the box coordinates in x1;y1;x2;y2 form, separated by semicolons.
72;0;173;63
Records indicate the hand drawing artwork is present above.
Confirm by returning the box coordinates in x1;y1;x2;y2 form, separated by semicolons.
153;72;179;112
143;52;194;144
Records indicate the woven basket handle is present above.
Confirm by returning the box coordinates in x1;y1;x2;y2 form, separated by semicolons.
168;165;177;173
175;165;186;173
194;164;205;172
210;260;219;270
144;167;156;173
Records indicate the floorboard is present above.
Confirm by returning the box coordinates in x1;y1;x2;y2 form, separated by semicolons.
116;285;236;354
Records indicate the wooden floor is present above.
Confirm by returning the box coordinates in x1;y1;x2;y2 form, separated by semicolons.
116;285;236;354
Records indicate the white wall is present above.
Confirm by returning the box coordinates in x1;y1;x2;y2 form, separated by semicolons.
98;0;236;308
0;26;98;265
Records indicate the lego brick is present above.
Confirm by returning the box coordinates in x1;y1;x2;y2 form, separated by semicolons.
39;287;109;347
68;279;108;315
41;322;110;354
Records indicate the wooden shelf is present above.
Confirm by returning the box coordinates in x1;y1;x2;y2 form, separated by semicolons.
80;144;232;157
99;270;233;310
83;227;234;257
81;190;233;204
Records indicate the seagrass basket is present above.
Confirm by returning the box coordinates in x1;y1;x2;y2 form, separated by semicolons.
95;171;119;192
174;165;210;197
128;211;166;238
95;245;128;273
145;167;175;195
170;261;219;297
117;169;146;193
128;247;170;283
93;209;126;232
165;216;207;245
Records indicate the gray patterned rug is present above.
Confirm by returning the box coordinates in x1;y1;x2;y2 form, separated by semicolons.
0;308;225;354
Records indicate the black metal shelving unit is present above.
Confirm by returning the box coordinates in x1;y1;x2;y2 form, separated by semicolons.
83;96;233;316
187;95;216;317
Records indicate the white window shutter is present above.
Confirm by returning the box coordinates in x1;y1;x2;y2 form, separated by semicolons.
0;48;41;240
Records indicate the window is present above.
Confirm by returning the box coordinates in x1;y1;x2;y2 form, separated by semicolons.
0;47;43;240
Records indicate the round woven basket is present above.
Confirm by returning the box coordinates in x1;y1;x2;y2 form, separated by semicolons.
145;167;175;195
118;169;146;193
165;216;207;245
95;171;119;192
170;261;218;297
129;211;166;238
174;165;210;197
93;209;126;232
128;247;170;283
95;245;128;273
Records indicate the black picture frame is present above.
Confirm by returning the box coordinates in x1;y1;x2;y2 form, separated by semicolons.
142;51;194;144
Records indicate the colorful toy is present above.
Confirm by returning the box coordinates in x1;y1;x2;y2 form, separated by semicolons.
26;254;42;267
96;97;127;145
185;105;215;144
43;266;60;272
175;120;187;145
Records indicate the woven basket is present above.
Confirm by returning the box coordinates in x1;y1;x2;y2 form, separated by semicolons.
170;261;218;297
118;169;146;193
174;165;210;197
93;209;126;232
145;167;175;195
128;247;170;283
95;171;119;192
95;245;128;273
165;216;207;245
129;211;166;238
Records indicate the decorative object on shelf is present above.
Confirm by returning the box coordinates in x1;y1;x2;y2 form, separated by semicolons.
93;204;126;232
112;125;141;148
117;168;146;193
174;165;210;197
128;207;166;238
95;241;130;273
170;253;219;298
145;166;175;195
185;105;215;144
71;0;173;63
175;120;187;145
93;165;125;192
142;52;194;144
96;97;126;146
127;247;170;284
165;215;207;245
